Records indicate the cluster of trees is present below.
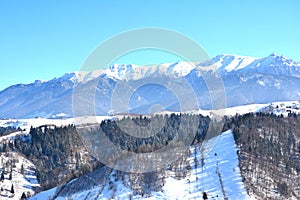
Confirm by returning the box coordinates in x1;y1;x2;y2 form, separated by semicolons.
19;113;207;197
12;125;102;190
231;112;300;199
0;126;21;137
100;113;210;153
51;151;192;198
1;112;299;199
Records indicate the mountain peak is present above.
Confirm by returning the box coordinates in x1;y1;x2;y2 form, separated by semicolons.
269;52;277;57
267;52;287;59
210;54;257;72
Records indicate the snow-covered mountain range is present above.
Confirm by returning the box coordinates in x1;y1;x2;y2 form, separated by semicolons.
1;53;300;119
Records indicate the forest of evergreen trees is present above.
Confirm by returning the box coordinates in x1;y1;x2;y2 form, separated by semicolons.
0;112;299;199
0;114;211;191
230;113;300;199
100;113;211;153
1;125;102;190
0;126;21;137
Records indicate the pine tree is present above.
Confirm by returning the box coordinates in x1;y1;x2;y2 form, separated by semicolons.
21;192;27;199
9;169;12;180
21;164;24;175
0;171;4;181
10;184;14;194
203;191;208;200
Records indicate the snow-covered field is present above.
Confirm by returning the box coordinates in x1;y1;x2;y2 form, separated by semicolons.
0;116;113;143
178;100;300;118
263;101;300;116
0;116;113;131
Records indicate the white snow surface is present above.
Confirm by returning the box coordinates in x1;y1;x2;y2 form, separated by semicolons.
219;54;257;72
0;116;112;131
28;187;57;200
188;101;300;117
73;70;104;84
104;62;197;80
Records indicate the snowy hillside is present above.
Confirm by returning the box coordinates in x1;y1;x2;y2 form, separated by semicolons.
1;101;299;199
0;54;299;118
0;116;113;146
29;130;253;200
214;100;300;117
156;130;251;200
179;100;300;118
0;116;115;200
0;152;40;200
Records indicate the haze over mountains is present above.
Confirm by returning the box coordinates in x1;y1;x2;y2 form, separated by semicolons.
1;53;300;119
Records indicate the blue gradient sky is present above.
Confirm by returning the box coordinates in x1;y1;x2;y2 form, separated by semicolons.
0;0;299;90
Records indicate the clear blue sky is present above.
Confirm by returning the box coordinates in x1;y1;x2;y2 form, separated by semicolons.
0;0;299;90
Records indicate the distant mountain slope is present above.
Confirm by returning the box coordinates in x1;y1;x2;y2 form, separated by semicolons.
0;53;299;118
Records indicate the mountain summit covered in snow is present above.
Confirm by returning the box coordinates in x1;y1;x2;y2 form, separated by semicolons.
0;53;300;119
